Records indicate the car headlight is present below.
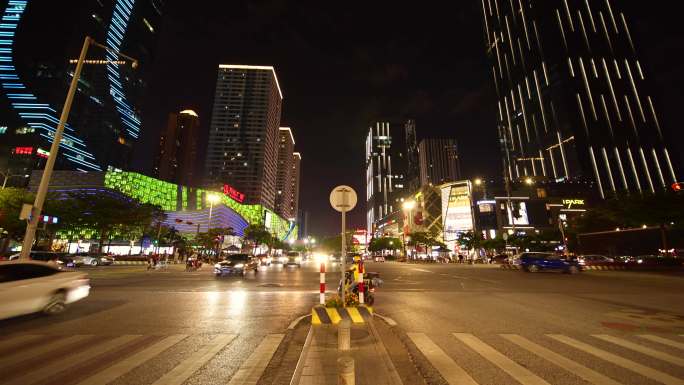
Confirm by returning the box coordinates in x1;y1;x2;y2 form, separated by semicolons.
214;263;221;268
234;263;244;268
295;257;302;262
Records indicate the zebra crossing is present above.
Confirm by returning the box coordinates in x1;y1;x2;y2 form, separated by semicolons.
0;332;283;385
409;332;684;385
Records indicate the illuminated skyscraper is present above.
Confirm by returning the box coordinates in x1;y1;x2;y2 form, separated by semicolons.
0;0;163;173
290;152;301;220
274;127;295;219
418;138;460;186
204;65;283;209
482;0;679;197
153;109;200;187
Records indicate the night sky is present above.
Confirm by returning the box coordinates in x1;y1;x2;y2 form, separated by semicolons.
136;1;684;237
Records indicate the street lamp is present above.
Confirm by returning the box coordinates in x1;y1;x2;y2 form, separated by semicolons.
524;177;534;185
0;170;29;189
474;178;482;186
206;194;221;232
19;36;138;260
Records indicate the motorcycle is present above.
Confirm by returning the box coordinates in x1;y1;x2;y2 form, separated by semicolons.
338;270;383;306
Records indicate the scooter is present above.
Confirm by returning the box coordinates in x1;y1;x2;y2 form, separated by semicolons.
337;271;383;306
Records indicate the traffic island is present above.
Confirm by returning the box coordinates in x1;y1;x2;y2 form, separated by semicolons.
311;305;373;325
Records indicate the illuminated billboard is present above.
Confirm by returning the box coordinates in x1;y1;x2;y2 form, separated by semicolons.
506;201;530;225
441;181;474;241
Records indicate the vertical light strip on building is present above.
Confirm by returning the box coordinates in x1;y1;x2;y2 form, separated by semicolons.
584;0;597;32
614;148;628;191
518;0;531;49
599;12;613;52
589;147;605;198
577;11;591;51
639;148;655;193
663;149;677;183
626;147;642;193
533;70;548;132
651;148;666;188
646;96;663;140
624;60;646;122
481;0;491;46
549;148;558;179
576;93;589;136
604;0;619;33
601;147;616;192
563;0;574;31
602;58;622;121
557;131;569;178
0;0;101;171
579;58;598;119
556;9;568;49
599;95;614;137
106;0;142;139
620;13;635;52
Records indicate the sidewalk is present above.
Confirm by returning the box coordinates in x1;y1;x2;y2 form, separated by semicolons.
295;322;403;385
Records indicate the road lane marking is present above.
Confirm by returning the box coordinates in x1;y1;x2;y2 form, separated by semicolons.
592;334;684;367
75;334;189;385
7;335;139;385
548;334;684;385
412;268;433;273
151;334;236;385
453;333;551;385
638;335;684;350
0;334;42;352
288;314;310;330
228;334;284;385
501;334;621;385
374;313;398;326
407;333;478;385
0;334;92;371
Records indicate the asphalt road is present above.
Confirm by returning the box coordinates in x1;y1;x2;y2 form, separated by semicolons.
2;260;683;385
369;262;684;385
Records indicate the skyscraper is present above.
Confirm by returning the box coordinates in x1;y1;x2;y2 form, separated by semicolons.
0;0;163;173
365;121;410;235
418;138;460;186
482;0;679;198
404;119;420;192
274;127;295;219
204;65;283;208
290;152;302;220
153;109;200;187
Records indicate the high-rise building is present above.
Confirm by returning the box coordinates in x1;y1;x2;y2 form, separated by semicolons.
204;65;283;208
418;138;460;186
0;0;163;173
365;121;410;235
290;152;302;220
153;110;200;187
482;1;679;198
404;119;420;192
274;127;295;218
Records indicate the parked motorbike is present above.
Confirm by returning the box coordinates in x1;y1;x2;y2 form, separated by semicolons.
337;271;383;305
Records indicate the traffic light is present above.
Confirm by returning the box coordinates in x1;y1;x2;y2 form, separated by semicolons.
672;182;683;192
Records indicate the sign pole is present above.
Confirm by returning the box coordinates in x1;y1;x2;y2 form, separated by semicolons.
341;207;346;307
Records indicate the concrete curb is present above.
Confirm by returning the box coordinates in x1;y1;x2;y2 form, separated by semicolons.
112;261;147;265
583;264;627;270
311;305;373;324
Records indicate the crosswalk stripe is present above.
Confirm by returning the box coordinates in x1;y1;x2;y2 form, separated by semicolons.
0;334;93;372
0;334;42;351
548;334;684;385
453;333;551;385
151;334;236;385
228;334;284;385
407;333;478;385
637;335;684;351
75;334;189;385
592;334;684;367
501;334;621;385
6;335;140;385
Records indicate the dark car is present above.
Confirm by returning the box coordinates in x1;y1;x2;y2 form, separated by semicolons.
577;254;615;266
492;254;510;264
516;252;581;274
214;254;258;277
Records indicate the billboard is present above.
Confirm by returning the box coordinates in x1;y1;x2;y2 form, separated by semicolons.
441;182;474;241
506;201;529;225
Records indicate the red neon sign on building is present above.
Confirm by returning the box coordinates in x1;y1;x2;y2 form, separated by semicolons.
13;146;33;155
222;184;246;203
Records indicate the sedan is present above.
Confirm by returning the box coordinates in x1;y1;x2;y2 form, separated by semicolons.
72;253;115;267
0;261;90;319
214;254;258;277
517;252;582;274
577;255;615;265
283;251;302;267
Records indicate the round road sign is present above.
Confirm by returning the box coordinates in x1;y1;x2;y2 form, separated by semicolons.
329;185;357;212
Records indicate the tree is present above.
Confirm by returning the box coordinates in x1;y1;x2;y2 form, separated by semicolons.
457;231;483;251
0;188;35;252
480;237;506;252
368;237;402;253
243;224;272;254
320;231;354;253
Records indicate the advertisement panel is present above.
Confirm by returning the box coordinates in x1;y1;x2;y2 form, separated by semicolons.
506;201;529;225
441;182;474;241
352;230;368;246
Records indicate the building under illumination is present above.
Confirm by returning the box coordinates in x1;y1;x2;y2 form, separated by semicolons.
204;65;283;209
482;0;679;198
0;0;163;174
418;138;460;187
290;152;302;220
153;110;200;187
274;127;296;219
365;120;418;236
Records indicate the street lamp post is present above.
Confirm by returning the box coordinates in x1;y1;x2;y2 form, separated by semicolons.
206;194;220;232
19;36;137;260
1;170;29;189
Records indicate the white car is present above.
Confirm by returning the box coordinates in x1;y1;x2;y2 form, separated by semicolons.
0;261;90;320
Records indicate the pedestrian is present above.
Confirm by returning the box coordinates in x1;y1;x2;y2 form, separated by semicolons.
458;254;464;264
